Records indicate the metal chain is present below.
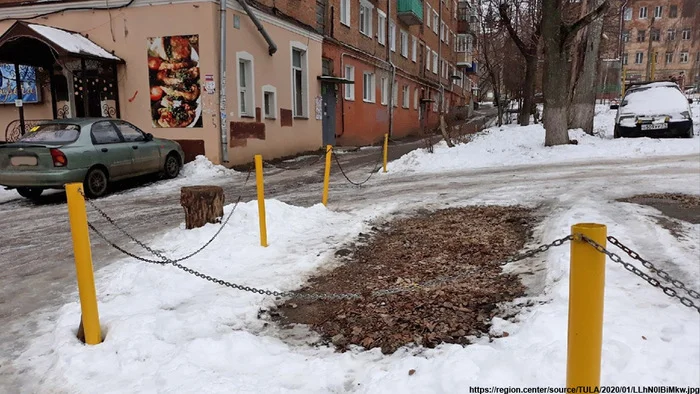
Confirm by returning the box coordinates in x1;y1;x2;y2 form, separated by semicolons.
83;168;252;265
607;236;700;300
262;147;329;172
499;235;573;266
578;235;700;314
331;147;384;186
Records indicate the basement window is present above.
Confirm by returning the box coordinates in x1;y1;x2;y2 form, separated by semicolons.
262;85;277;119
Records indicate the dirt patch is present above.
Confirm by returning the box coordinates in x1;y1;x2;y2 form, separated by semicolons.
618;193;700;225
271;206;535;354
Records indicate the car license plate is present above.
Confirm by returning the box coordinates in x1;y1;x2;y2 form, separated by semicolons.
641;123;668;130
10;156;38;166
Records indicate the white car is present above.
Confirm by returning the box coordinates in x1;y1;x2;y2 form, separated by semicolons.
611;81;694;138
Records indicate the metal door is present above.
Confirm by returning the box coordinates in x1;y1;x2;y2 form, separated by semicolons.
321;83;336;146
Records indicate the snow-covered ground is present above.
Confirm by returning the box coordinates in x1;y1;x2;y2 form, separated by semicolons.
3;108;700;392
0;187;16;203
388;106;700;175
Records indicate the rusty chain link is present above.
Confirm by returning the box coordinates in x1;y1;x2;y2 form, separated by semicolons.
578;235;700;314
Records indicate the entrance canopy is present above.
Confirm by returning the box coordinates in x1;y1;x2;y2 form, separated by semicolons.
0;21;123;66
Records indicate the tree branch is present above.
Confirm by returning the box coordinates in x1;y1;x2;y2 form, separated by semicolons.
498;4;529;56
563;0;610;42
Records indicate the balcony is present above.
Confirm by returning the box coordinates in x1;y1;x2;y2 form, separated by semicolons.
397;0;423;26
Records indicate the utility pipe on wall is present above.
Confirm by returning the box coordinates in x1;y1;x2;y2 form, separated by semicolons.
219;0;229;163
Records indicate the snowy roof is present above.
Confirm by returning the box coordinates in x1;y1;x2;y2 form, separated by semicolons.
26;23;121;62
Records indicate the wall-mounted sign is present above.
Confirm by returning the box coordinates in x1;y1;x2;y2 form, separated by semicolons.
204;74;215;94
0;64;41;104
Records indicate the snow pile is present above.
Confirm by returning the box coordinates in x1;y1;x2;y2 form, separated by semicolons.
593;104;618;138
620;83;690;117
28;24;121;61
388;121;700;175
180;155;237;178
0;187;17;203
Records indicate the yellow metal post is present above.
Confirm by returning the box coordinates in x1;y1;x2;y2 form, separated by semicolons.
65;183;102;345
567;223;607;389
383;133;389;173
254;155;268;247
322;145;332;206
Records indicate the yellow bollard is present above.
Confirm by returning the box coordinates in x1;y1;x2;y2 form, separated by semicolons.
567;223;607;389
65;183;102;345
322;144;332;206
383;133;389;173
254;155;268;247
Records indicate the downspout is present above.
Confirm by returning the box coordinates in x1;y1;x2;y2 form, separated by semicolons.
238;0;278;55
619;0;629;93
387;0;396;139
438;0;444;116
219;0;229;163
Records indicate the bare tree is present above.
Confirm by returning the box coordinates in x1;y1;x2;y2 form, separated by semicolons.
478;0;508;126
541;0;609;146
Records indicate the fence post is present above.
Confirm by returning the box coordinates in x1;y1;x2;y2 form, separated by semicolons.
567;223;607;389
65;183;102;345
322;145;332;206
254;155;268;247
383;133;389;173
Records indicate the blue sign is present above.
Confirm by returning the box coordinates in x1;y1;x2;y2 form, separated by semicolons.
0;64;41;104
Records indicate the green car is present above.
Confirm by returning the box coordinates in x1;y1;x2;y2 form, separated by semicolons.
0;118;185;199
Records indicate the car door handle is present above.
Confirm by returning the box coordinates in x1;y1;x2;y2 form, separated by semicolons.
132;146;139;150
101;148;109;152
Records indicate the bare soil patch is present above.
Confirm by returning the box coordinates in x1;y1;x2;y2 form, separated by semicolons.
618;193;700;225
271;206;536;354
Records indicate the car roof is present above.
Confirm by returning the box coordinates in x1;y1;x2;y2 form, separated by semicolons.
40;118;121;126
626;81;680;92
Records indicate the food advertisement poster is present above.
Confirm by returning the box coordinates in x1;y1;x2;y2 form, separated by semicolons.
147;35;202;128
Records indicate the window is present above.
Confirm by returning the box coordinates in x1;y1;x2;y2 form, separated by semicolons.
432;51;438;74
359;1;373;37
363;72;375;102
91;121;121;144
651;29;660;41
622;30;630;42
389;21;396;52
340;0;350;26
344;65;355;100
426;46;431;70
654;6;662;18
433;11;439;34
262;85;277;119
622;53;628;65
669;5;678;18
639;6;647;19
237;52;254;117
392;81;398;107
635;52;643;64
380;77;388;105
682;29;691;40
680;52;689;63
411;36;417;62
377;11;386;45
666;52;674;64
668;29;676;41
637;30;646;42
400;30;409;57
291;46;307;117
114;121;144;142
402;85;411;108
456;34;467;52
414;88;419;109
441;21;446;42
426;4;432;28
623;7;632;21
453;1;457;19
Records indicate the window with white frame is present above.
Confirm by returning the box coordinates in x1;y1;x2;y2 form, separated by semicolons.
377;10;386;45
426;4;432;28
363;72;375;102
680;51;689;63
389;21;396;52
392;81;398;107
623;7;632;21
344;65;355;100
380;77;388;105
665;52;673;64
432;51;438;74
340;0;350;26
639;6;647;19
402;85;409;108
411;36;417;62
456;34;467;52
433;11;439;34
682;29;691;40
262;85;276;119
236;52;254;117
441;21;446;41
400;30;409;57
291;45;307;117
654;6;662;18
414;88;419;109
359;1;373;37
425;46;431;70
635;52;643;64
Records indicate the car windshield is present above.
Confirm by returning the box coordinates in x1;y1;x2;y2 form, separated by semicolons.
621;85;688;115
17;123;81;144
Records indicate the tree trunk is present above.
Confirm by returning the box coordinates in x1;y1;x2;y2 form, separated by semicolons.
439;113;455;147
180;186;225;229
569;0;605;134
520;55;538;126
542;0;571;146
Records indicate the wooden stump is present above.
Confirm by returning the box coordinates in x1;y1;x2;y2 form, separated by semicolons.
180;186;225;229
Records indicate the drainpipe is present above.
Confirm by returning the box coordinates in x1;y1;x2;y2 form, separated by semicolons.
387;0;396;139
619;0;629;93
237;0;278;55
219;0;229;163
438;0;444;115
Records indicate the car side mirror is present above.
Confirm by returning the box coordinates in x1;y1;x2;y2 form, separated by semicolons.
688;98;694;104
610;104;619;109
144;133;154;141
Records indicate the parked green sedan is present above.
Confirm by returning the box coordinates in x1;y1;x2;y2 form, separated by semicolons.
0;118;185;199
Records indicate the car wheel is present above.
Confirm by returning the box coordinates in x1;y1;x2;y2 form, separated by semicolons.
84;167;109;198
613;125;620;139
17;187;43;199
163;153;181;179
685;126;695;138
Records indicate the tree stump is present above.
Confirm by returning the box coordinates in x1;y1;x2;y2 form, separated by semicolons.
180;186;225;229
